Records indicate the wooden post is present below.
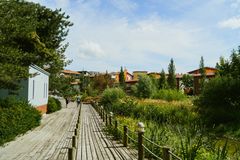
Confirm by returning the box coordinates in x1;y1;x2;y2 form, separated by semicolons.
137;122;145;160
103;110;105;122
72;136;77;148
115;120;118;129
68;147;76;160
109;112;113;126
109;115;112;126
123;125;128;147
114;120;118;139
74;128;78;137
76;123;78;129
105;113;108;126
163;147;171;160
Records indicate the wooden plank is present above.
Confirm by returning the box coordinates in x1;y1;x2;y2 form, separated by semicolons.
90;105;138;160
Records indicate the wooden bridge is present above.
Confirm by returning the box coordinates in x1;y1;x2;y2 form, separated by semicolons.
0;101;181;160
0;102;138;160
76;104;138;160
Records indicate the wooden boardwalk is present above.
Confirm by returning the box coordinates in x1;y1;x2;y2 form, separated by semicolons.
77;104;138;160
0;101;137;160
0;100;80;160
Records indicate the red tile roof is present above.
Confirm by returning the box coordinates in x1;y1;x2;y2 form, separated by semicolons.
62;70;80;75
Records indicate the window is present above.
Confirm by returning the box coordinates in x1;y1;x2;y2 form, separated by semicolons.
43;83;45;98
32;80;35;99
46;83;48;98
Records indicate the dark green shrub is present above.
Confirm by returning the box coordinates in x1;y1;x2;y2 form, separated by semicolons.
0;97;41;146
152;89;187;101
111;96;137;116
100;87;126;110
196;77;240;124
47;97;61;113
135;75;157;98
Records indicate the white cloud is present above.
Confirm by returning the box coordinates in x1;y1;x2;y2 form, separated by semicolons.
27;0;232;73
66;10;226;72
77;41;106;59
219;16;240;29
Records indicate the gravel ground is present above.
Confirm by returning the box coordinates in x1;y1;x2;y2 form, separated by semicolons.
0;100;79;160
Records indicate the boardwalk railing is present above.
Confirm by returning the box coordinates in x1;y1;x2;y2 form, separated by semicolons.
93;102;182;160
68;102;82;160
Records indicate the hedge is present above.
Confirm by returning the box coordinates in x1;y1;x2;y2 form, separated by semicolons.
47;97;62;113
0;97;41;146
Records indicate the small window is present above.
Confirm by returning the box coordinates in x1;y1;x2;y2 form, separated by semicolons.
32;80;35;99
43;83;45;98
46;83;48;98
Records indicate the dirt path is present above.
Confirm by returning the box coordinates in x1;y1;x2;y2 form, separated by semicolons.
0;99;79;160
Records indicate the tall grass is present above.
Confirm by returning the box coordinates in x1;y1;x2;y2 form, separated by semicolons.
100;94;240;159
152;89;187;101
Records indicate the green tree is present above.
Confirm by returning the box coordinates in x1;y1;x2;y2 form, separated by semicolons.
79;72;90;93
50;76;78;98
216;48;240;79
216;56;230;77
93;73;114;93
135;75;156;98
230;49;240;79
0;0;72;90
159;69;167;89
199;56;206;91
197;46;240;125
167;58;176;89
182;74;193;88
119;66;125;88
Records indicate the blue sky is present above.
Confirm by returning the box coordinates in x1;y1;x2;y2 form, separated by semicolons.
29;0;240;73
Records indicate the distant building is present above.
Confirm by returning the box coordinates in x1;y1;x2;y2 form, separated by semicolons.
176;67;217;95
110;69;133;83
60;70;81;91
0;65;50;114
61;70;80;79
188;67;217;95
148;72;160;79
133;71;148;80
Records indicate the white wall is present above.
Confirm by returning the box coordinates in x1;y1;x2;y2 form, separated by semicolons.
28;66;49;107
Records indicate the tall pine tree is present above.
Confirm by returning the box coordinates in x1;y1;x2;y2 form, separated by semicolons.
159;69;167;89
167;58;176;89
119;66;125;88
199;56;206;91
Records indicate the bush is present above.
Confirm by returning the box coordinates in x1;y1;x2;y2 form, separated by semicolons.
100;87;126;110
152;89;187;101
47;97;62;113
135;75;157;98
196;76;240;124
0;97;41;146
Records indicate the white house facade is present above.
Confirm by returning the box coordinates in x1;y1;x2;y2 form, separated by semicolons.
0;65;50;114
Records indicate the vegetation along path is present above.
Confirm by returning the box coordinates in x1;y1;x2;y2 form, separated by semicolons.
0;99;79;160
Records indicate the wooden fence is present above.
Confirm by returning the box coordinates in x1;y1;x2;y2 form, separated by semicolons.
68;102;82;160
93;103;182;160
